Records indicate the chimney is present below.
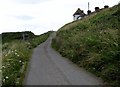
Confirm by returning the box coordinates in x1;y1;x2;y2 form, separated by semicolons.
104;5;109;8
87;10;91;15
95;7;100;12
81;10;84;13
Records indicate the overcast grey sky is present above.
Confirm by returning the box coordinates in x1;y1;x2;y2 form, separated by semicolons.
0;0;119;35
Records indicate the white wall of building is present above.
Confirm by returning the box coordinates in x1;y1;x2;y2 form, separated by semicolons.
73;15;81;21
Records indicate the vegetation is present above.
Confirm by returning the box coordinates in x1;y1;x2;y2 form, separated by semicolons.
2;31;35;44
52;4;120;87
2;31;52;86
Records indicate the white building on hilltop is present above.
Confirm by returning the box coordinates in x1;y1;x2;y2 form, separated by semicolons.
73;8;86;21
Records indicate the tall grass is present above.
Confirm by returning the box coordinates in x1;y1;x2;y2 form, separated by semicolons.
52;4;120;87
2;31;52;86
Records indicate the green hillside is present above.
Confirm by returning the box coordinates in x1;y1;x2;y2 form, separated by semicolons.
52;3;120;87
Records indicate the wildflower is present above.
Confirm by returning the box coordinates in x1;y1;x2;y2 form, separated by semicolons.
12;50;14;53
15;50;17;52
19;60;22;63
5;76;9;79
17;55;20;57
3;79;5;82
16;81;19;84
0;69;2;72
15;53;18;55
2;66;5;68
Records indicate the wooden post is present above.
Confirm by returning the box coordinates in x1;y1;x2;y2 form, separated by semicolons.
22;33;25;41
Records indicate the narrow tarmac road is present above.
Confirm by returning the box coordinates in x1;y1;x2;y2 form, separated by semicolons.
24;32;103;85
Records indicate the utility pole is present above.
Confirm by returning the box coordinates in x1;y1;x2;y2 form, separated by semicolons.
88;2;90;10
87;2;91;15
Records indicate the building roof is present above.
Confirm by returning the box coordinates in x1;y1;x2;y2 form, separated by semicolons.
73;8;85;16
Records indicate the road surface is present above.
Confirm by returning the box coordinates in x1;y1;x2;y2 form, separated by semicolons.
24;32;103;85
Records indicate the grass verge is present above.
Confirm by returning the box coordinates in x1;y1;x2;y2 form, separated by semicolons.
2;31;52;86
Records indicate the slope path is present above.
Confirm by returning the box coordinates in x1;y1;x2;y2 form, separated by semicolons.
24;32;104;85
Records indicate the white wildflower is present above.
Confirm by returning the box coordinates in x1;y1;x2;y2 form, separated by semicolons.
17;55;20;57
19;60;22;63
15;49;17;52
15;52;17;55
2;66;5;68
3;79;5;82
16;81;19;84
5;76;9;79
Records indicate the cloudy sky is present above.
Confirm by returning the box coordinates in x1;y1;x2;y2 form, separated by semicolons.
0;0;119;35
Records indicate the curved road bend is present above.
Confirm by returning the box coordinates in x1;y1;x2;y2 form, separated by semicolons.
24;32;104;85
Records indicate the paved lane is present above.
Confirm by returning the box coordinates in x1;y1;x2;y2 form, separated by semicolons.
24;32;103;85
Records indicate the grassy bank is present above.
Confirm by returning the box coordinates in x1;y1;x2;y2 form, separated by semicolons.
2;31;52;86
52;4;120;87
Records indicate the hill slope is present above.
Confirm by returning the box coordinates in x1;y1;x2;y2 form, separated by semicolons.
52;4;120;87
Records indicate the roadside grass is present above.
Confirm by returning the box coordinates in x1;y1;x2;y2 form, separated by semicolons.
52;4;120;87
2;31;52;86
